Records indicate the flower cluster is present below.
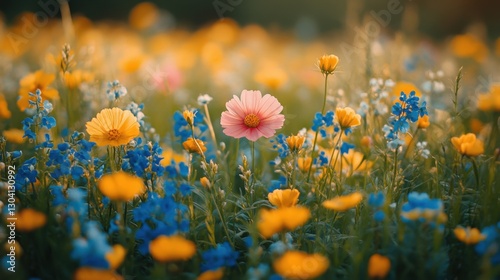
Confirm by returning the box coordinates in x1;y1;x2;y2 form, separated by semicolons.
400;192;447;228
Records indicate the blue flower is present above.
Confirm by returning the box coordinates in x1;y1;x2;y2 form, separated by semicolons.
106;80;127;101
71;221;112;269
200;242;239;272
368;192;385;208
179;183;193;196
475;223;500;264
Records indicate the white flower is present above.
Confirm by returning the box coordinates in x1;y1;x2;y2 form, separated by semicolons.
197;94;213;106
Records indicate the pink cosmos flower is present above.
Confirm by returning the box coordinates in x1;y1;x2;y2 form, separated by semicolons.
221;90;285;141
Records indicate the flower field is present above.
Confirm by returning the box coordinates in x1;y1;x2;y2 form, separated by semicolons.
1;2;500;280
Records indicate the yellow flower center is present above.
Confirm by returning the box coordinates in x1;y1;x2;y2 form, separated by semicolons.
244;113;260;128
107;129;121;140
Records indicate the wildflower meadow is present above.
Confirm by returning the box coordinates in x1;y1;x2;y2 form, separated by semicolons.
0;1;500;279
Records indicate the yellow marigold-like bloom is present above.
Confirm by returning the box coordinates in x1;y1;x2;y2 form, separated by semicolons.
477;84;500;112
160;148;186;166
258;206;310;238
286;135;305;153
268;189;300;208
17;70;59;112
182;138;207;154
322;192;363;212
450;34;488;62
341;150;373;176
360;136;373;149
129;2;159;30
3;129;25;144
368;254;391;279
451;133;484;157
200;177;211;189
63;70;94;90
15;209;47;232
297;157;313;173
454;226;486;245
392;81;421;97
98;171;145;201
105;245;127;270
74;267;123;280
149;235;196;262
254;66;288;90
86;108;140;147
335;107;362;130
273;250;329;280
183;110;195;126
469;118;484;134
197;268;225;280
120;54;146;74
318;54;339;75
417;115;430;129
0;94;11;119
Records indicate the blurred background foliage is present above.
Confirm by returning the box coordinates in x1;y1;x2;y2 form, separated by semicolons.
1;0;500;39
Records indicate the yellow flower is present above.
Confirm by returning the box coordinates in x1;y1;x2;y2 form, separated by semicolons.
98;171;145;201
197;268;224;280
17;70;59;112
254;66;288;90
182;138;207;155
322;192;363;212
392;81;421;97
3;129;25;144
183;110;195;126
15;209;47;232
335;107;362;130
273;250;329;280
341;150;373;176
417;115;430;129
477;84;500;112
360;136;373;149
298;157;314;173
119;54;146;74
63;70;94;90
105;245;127;270
149;235;196;262
0;94;11;119
454;226;486;245
74;267;123;280
160;148;186;166
451;133;484;157
86;108;140;147
268;189;300;208
368;254;391;279
200;177;211;189
286;135;305;153
318;54;339;75
257;206;310;238
450;34;487;62
129;2;159;30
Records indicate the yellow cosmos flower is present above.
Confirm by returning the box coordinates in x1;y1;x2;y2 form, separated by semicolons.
368;254;391;279
417;115;430;129
322;192;363;212
268;189;300;208
149;235;196;262
454;226;486;245
74;267;123;280
286;135;305;153
273;250;329;280
257;206;310;238
15;209;47;232
451;133;484;157
197;268;224;280
3;129;25;144
98;171;145;201
335;107;361;130
318;54;339;75
17;70;59;112
105;244;127;270
86;108;140;147
0;94;11;119
477;84;500;112
182;138;207;155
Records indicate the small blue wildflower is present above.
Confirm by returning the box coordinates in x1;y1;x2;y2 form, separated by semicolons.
340;142;355;154
200;242;239;272
106;80;127;101
374;210;386;222
475;223;500;265
368;192;385;208
179;183;193;196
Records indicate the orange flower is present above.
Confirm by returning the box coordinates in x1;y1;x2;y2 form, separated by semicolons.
149;235;196;262
254;65;288;90
182;110;195;126
160;148;186;166
63;70;94;90
286;135;305;153
0;94;11;119
197;268;224;280
17;70;59;112
129;2;159;30
318;54;339;75
200;177;211;189
15;209;46;232
368;254;391;279
417;115;430;129
3;129;25;144
322;192;363;211
74;267;123;280
273;250;329;279
257;206;310;238
182;138;207;155
335;107;361;130
392;81;421;97
98;171;145;201
454;226;486;245
105;245;127;269
268;189;300;208
477;84;500;112
297;157;314;173
450;34;487;62
451;133;484;157
86;108;140;147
